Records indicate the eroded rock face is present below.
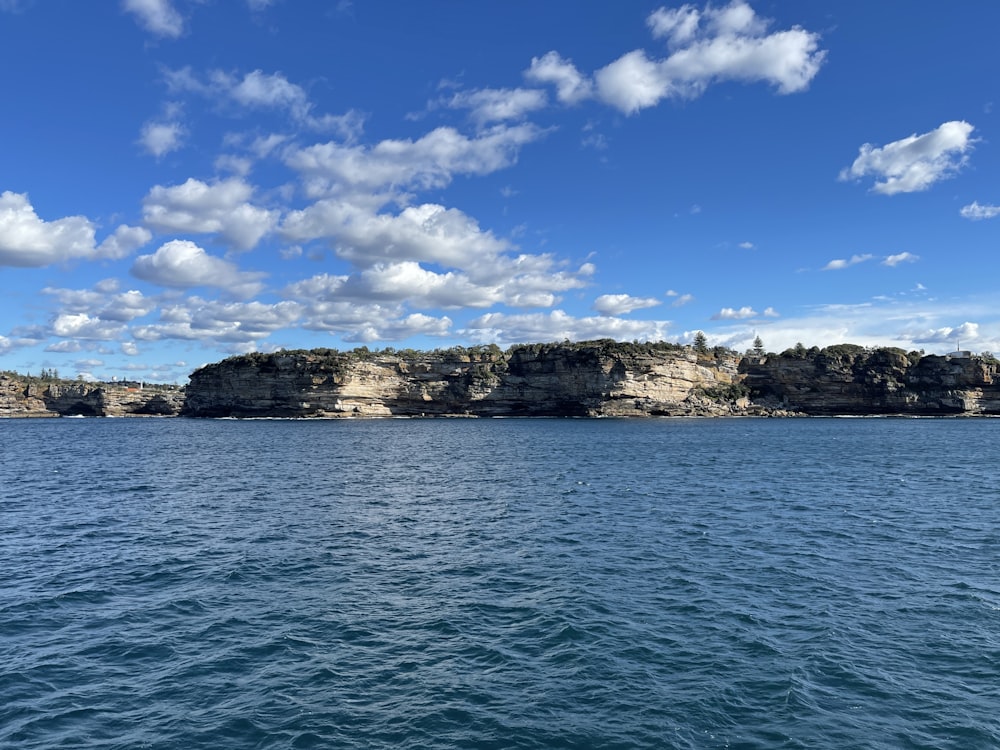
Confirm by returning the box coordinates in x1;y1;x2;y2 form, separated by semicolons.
741;346;1000;415
181;342;759;418
0;375;185;418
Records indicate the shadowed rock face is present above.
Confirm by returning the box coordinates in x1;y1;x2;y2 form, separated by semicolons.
741;346;1000;415
0;375;185;418
181;342;761;418
7;343;999;419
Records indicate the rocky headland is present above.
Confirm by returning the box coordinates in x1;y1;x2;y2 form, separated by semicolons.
0;374;185;418
181;341;763;418
5;341;1000;418
741;344;1000;416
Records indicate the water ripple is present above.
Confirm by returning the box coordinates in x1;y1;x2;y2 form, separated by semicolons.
1;417;999;748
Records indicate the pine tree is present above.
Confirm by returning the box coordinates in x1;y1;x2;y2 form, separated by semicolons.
693;331;708;354
753;335;765;356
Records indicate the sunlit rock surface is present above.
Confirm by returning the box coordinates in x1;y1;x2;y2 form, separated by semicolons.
0;374;184;417
181;341;764;418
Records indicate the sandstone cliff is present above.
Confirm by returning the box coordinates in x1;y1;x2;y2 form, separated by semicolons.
8;342;998;419
741;345;1000;415
181;341;764;418
0;374;185;418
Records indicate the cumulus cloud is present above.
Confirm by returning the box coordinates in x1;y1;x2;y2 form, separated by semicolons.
50;313;125;341
45;340;83;353
282;200;508;268
123;0;183;38
593;293;662;316
712;306;759;320
97;225;155;261
284;124;543;196
0;191;150;267
524;51;594;104
282;291;453;343
287;265;497;311
671;293;695;307
595;51;669;113
131;240;266;297
442;87;548;126
139;120;185;158
43;282;157;322
285;250;589;313
738;241;755;249
134;297;302;344
908;321;979;345
165;67;364;136
525;2;825;114
822;254;874;271
142;177;279;251
882;252;919;267
960;201;1000;220
839;121;975;195
463;310;671;345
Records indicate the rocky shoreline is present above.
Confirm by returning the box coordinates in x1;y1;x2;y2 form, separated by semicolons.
4;341;999;419
0;375;184;418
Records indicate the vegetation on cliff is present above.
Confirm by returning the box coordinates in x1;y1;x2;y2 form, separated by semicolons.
8;340;1000;418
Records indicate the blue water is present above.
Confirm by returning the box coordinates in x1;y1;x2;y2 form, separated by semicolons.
1;417;998;749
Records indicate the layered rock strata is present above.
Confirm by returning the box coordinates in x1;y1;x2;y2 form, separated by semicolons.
0;375;185;418
181;342;765;418
7;342;999;419
741;345;1000;415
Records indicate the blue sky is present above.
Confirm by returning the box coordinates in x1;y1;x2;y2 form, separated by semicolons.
1;1;997;383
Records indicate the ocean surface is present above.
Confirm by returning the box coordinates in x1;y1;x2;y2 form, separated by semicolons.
1;416;998;749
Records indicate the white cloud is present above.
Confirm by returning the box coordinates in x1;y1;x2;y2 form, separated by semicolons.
43;283;156;322
839;121;975;195
227;69;312;119
526;2;824;114
647;5;702;46
284;124;543;196
464;310;671;345
0;192;149;267
960;201;1000;220
443;87;548;126
712;305;759;320
97;225;154;261
45;340;83;353
132;297;301;344
142;178;278;251
50;313;125;341
738;241;755;249
671;293;695;307
882;252;919;267
593;293;662;316
122;0;183;38
524;51;594;104
165;67;364;136
283;292;453;343
284;250;590;312
131;240;266;297
139;120;185;158
595;1;825;114
822;253;874;271
345;312;452;343
908;321;979;345
596;50;670;113
282;200;509;268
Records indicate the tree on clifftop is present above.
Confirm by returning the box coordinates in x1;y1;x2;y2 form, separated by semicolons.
753;335;765;356
693;331;708;354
